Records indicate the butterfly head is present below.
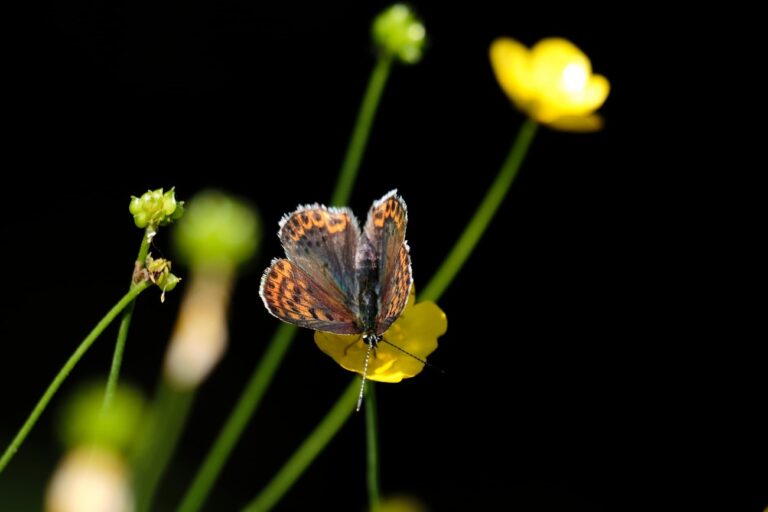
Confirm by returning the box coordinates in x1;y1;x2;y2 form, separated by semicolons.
362;332;381;349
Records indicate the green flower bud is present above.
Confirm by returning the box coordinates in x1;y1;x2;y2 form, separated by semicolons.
58;383;145;453
129;187;185;229
173;190;261;270
156;271;181;293
372;4;426;64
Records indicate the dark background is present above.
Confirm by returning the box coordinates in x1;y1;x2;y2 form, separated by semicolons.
1;2;762;511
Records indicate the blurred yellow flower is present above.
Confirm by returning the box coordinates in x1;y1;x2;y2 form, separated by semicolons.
314;287;446;383
490;37;610;131
379;494;429;512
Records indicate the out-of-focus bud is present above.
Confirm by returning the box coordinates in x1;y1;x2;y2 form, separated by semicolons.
45;447;133;512
58;383;145;453
372;4;426;64
173;190;260;271
164;190;260;389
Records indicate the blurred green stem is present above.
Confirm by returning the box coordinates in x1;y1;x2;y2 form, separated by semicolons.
135;382;195;512
0;282;151;474
178;56;395;512
331;55;393;207
242;381;359;512
420;119;538;302
103;227;154;410
243;119;539;508
177;323;296;512
366;383;382;512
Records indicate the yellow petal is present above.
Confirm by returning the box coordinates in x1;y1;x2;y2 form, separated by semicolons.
579;73;610;114
547;114;604;132
314;294;446;383
498;37;610;125
489;38;534;107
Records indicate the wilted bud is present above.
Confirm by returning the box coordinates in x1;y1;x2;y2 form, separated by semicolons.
129;187;184;229
372;4;426;64
142;254;181;301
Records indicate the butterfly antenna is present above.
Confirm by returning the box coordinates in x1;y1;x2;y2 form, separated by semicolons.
378;338;445;374
357;342;374;412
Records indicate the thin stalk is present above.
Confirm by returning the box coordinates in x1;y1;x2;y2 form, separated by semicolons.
177;323;295;512
331;56;393;207
135;382;195;512
177;55;396;512
365;383;381;512
420;119;538;302
103;227;153;410
0;282;150;473
242;381;359;512
242;119;540;508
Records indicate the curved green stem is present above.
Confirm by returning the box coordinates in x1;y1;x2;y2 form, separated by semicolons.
0;282;151;474
135;382;195;512
103;227;153;410
177;56;395;512
177;323;296;512
365;383;381;512
242;380;359;512
420;119;538;302
241;119;540;509
331;56;393;207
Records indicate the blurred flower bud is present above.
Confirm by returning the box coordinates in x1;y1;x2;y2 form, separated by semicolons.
57;383;145;453
164;272;232;389
45;447;133;512
372;4;426;64
165;190;260;389
173;190;260;272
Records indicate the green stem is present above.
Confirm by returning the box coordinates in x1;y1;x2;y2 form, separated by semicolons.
330;56;393;207
177;323;296;512
365;383;381;512
240;119;540;509
178;57;395;512
420;119;539;302
135;382;195;512
242;380;360;512
103;227;153;410
0;282;150;474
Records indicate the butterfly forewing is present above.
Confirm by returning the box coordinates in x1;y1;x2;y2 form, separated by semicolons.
279;205;361;313
260;258;360;334
362;190;413;334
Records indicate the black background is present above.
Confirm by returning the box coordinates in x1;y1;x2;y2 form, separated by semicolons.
1;2;762;511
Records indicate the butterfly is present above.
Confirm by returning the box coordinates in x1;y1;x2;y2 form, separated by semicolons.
259;190;413;408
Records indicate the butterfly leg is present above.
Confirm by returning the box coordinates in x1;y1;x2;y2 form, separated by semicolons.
343;335;363;356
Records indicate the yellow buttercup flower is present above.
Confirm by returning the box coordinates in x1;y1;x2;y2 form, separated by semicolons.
314;286;446;383
490;37;610;131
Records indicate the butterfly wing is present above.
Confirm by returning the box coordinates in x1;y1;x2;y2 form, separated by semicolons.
278;205;361;315
260;258;360;334
361;190;413;334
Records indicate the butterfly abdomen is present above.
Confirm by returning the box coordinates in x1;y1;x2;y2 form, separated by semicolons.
355;236;380;334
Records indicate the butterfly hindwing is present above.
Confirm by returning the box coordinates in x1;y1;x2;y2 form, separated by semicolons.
361;190;413;334
259;258;360;334
279;205;360;315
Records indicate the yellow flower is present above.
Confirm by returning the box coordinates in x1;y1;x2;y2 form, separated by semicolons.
490;37;610;131
314;287;446;383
